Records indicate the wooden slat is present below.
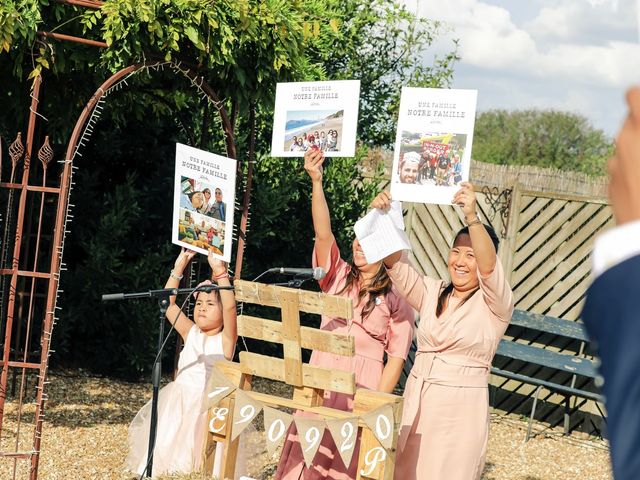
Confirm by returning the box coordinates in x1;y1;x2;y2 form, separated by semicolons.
239;351;356;394
234;280;353;319
563;298;586;322
281;290;303;386
516;252;586;313
516;196;553;228
428;205;458;253
292;386;324;407
242;389;390;423
516;192;537;215
512;201;577;274
409;213;449;279
520;188;610;205
533;258;591;315
495;341;597;378
438;203;465;233
237;315;355;356
514;199;571;259
512;200;582;270
512;202;600;285
421;205;453;259
521;201;599;264
514;207;612;311
512;203;609;289
509;310;589;341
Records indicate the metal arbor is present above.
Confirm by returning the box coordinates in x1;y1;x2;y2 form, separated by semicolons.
0;56;254;480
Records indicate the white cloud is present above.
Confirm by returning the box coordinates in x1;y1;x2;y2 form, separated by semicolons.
537;42;640;87
526;0;637;44
411;0;640;88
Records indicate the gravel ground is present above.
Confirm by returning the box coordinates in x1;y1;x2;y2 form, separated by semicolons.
0;370;612;479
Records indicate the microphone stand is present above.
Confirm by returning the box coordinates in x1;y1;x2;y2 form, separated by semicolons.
270;276;314;288
101;285;233;478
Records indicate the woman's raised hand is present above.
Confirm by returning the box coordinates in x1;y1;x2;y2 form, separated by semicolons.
207;250;227;277
371;190;392;211
174;248;196;274
304;147;324;182
452;182;478;220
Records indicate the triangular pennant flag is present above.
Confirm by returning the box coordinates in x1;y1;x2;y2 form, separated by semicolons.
231;389;263;441
263;406;293;456
202;366;236;412
361;404;395;449
325;417;359;469
295;417;326;468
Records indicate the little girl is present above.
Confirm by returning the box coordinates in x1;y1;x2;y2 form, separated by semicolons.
125;248;237;477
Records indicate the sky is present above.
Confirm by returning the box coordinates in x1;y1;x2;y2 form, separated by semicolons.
405;0;640;137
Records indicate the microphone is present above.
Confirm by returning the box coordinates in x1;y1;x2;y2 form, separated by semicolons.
102;293;125;301
268;267;326;280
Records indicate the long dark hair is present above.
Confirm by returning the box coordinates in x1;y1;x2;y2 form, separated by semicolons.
435;224;499;317
338;261;392;320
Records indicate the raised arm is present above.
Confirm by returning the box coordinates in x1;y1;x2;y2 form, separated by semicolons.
208;252;237;361
452;182;496;275
165;249;197;340
305;148;334;264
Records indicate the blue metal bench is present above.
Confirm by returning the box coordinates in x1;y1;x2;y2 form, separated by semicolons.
491;309;603;439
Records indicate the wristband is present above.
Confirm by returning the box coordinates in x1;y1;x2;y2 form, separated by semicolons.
212;272;229;280
170;270;183;281
466;217;482;227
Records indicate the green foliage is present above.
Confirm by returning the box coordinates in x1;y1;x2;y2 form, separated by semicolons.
473;109;613;177
0;1;42;53
246;144;383;275
0;0;45;78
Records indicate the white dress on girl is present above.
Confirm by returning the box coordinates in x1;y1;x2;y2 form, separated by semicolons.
125;325;225;477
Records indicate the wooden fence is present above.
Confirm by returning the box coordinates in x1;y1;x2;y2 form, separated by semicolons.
369;155;611;435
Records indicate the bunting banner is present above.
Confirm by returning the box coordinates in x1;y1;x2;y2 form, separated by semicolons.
263;406;294;456
231;389;263;441
295;417;326;468
325;416;359;469
361;404;395;450
202;367;237;413
206;366;398;465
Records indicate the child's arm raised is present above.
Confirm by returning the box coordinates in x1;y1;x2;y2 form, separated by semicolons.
166;248;196;340
208;252;237;360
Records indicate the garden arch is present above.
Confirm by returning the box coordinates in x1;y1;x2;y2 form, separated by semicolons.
0;58;255;479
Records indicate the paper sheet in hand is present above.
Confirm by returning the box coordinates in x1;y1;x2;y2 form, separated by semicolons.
354;202;410;264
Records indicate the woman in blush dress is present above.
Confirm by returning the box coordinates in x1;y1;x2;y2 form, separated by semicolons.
371;186;514;480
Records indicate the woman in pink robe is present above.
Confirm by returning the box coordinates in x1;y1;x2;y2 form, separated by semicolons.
275;148;415;480
372;185;514;480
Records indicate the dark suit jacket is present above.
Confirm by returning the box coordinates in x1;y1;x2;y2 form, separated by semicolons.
583;254;640;480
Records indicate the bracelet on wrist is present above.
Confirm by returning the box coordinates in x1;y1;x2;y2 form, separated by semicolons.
170;270;183;281
212;271;229;280
466;217;482;227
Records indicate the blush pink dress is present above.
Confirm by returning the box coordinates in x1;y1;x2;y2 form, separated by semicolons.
275;239;415;480
387;258;513;480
